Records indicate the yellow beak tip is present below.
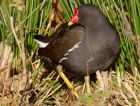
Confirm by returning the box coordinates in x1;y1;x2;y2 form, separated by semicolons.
68;22;73;26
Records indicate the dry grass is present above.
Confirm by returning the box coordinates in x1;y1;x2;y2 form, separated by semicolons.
0;46;140;105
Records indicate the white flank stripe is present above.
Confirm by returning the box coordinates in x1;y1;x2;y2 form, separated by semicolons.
59;42;82;63
59;57;68;63
34;39;49;48
67;42;82;53
64;53;69;56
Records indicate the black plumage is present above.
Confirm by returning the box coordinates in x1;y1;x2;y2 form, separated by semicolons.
34;4;120;75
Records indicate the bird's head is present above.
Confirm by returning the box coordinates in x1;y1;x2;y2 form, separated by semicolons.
68;4;105;27
68;8;79;26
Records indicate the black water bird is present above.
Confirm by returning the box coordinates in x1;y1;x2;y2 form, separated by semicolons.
34;4;120;76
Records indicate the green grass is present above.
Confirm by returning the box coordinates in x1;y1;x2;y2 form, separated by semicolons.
0;0;140;105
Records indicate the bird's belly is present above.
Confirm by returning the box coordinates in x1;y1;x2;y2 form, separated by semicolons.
61;46;117;75
61;51;89;75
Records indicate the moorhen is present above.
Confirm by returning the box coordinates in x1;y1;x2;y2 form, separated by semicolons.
34;4;120;76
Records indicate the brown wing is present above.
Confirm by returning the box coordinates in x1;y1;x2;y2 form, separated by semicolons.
38;24;85;62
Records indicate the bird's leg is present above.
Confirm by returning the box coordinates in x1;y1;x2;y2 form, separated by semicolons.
85;57;94;94
84;75;91;94
56;65;79;98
